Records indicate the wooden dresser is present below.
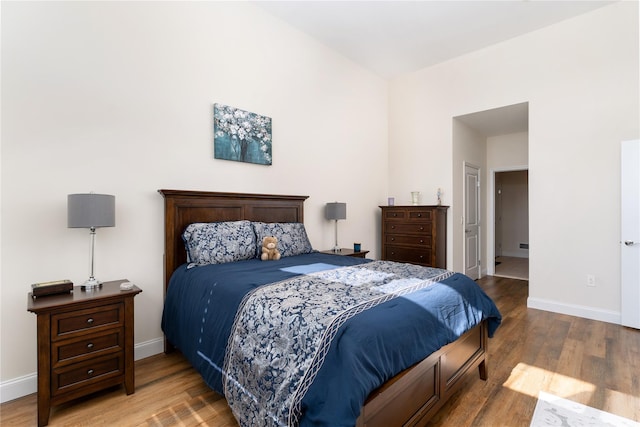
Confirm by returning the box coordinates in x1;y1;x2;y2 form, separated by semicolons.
27;280;141;426
380;205;449;268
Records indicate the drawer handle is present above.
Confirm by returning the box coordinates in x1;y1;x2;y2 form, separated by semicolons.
417;213;422;217
393;213;397;217
87;369;94;376
419;227;424;231
419;255;424;259
391;237;395;241
86;318;94;324
87;343;94;349
391;226;395;229
420;239;424;243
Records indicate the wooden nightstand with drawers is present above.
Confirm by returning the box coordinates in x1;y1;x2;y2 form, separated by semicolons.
27;280;141;427
320;248;370;258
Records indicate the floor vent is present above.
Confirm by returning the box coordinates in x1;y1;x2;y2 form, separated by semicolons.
519;243;529;249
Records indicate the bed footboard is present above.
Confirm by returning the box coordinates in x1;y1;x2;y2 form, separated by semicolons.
356;320;488;427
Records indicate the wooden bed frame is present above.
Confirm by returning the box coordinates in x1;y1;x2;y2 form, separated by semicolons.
159;189;489;427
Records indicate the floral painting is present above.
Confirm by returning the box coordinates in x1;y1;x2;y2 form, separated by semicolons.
214;103;272;165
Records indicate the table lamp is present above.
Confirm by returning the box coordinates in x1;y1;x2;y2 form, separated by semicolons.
325;202;346;253
67;193;115;290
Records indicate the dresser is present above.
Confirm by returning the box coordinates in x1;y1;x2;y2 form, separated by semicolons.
27;280;141;427
380;205;448;268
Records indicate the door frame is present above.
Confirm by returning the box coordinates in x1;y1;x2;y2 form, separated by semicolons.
621;139;640;329
487;165;529;276
463;162;481;279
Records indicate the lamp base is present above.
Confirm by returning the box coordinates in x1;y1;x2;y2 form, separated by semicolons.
332;246;341;253
81;277;102;291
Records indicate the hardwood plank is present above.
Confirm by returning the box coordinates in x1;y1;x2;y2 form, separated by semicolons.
2;276;639;426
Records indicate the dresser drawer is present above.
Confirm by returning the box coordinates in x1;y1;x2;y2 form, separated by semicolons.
384;234;432;247
52;303;124;340
384;245;432;266
383;209;432;221
52;353;124;396
384;222;432;235
53;328;124;366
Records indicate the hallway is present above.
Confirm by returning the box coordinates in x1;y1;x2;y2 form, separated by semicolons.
495;256;528;280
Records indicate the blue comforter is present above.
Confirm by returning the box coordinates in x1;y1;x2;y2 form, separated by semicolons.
161;253;501;427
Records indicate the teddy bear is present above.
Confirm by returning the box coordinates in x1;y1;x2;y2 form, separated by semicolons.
261;236;281;261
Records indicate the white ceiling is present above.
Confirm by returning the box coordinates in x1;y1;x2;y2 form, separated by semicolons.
255;1;615;136
255;0;615;79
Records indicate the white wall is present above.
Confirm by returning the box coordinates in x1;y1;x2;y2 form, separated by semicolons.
389;2;638;322
0;1;388;399
487;132;528;169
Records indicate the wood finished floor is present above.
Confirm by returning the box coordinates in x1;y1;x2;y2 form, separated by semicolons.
2;276;639;426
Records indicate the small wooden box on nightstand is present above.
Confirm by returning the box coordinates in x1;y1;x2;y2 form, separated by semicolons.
320;248;370;258
27;279;141;427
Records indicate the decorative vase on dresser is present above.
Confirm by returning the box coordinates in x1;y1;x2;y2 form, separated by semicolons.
380;205;449;268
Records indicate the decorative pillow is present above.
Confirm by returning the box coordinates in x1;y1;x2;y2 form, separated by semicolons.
182;220;257;266
252;222;314;258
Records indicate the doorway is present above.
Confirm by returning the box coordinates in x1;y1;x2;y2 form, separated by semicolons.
492;168;529;280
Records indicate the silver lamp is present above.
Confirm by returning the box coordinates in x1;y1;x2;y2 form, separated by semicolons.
68;193;115;290
325;202;346;253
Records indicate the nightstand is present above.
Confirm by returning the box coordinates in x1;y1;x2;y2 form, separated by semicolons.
320;248;370;258
27;280;141;427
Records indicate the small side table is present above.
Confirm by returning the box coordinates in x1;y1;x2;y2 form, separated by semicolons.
320;248;369;259
27;280;141;427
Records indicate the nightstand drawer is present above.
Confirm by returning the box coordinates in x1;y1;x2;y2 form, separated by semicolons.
384;222;432;235
52;353;124;396
384;234;432;247
52;303;124;339
384;245;432;266
53;328;124;366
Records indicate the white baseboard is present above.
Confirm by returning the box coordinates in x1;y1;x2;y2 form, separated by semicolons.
0;373;37;404
134;337;165;360
527;297;621;325
0;338;164;404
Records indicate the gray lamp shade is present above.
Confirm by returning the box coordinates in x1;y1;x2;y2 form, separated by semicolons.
68;193;116;228
325;202;346;220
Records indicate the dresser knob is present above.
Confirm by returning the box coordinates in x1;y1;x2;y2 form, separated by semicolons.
87;343;94;349
391;226;395;229
417;213;422;217
87;369;94;376
391;237;395;241
419;255;424;259
393;213;397;217
420;240;424;243
419;227;424;231
86;318;94;324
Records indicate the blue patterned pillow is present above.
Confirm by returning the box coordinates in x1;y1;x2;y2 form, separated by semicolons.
252;222;314;258
182;220;257;266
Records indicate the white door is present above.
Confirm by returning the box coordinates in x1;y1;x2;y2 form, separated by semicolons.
464;163;481;279
621;139;640;329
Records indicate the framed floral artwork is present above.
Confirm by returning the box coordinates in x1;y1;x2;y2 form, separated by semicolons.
214;103;272;165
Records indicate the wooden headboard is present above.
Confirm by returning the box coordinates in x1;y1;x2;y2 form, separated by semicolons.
158;189;309;294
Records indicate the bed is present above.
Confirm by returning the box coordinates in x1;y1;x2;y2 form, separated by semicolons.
158;189;501;427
